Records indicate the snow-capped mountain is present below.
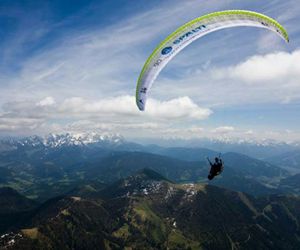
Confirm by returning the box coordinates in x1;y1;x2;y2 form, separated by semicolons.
43;133;124;148
0;133;125;149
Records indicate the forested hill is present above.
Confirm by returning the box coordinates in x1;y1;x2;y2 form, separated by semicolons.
1;169;300;249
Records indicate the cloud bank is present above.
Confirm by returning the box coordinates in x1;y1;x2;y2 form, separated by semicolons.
220;50;300;83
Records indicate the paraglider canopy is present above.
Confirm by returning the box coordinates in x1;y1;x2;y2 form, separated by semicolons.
135;10;289;111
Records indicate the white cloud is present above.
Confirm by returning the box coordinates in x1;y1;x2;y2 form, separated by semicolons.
58;95;212;120
0;95;211;136
0;117;43;131
65;120;161;133
59;96;138;116
245;130;254;135
228;50;300;83
146;96;212;120
36;96;55;107
212;126;235;134
163;49;300;107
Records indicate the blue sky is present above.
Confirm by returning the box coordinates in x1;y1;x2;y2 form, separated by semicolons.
0;0;299;142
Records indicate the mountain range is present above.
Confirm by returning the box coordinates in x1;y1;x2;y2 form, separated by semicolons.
0;133;299;202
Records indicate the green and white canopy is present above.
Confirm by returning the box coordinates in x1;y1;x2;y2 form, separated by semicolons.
136;10;289;111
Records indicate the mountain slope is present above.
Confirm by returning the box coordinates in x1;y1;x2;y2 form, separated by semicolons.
222;152;288;180
0;187;36;214
141;146;289;181
267;150;300;171
85;152;208;183
84;152;281;196
279;174;300;194
2;170;300;250
0;187;37;234
144;145;218;162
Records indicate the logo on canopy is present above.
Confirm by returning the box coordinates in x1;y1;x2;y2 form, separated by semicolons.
161;46;173;55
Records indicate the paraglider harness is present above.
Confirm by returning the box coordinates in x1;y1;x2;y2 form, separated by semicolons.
207;154;224;180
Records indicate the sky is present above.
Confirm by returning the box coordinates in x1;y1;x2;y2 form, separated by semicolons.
0;0;299;142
